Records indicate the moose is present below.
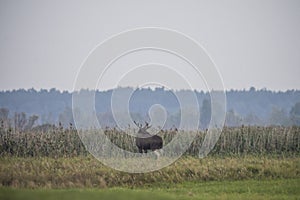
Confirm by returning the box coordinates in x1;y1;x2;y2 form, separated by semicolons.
134;121;163;155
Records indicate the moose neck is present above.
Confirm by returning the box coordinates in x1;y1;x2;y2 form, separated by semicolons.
137;129;152;137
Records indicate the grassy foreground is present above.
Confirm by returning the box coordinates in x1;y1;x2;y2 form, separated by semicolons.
0;156;299;188
0;156;299;199
0;179;299;200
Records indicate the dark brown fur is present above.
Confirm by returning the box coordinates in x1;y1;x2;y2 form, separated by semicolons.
134;121;163;153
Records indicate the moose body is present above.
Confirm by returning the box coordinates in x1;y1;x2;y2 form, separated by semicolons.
135;121;163;153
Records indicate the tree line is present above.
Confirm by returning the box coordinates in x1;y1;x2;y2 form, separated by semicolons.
0;87;299;129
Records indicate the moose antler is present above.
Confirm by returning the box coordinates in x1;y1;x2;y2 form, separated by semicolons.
134;121;142;128
144;121;151;129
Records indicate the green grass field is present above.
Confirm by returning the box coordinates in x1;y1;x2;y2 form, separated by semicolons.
1;179;299;200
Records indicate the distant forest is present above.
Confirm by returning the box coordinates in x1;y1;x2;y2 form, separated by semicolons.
0;87;300;130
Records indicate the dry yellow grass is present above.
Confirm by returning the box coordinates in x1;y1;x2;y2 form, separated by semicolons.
0;156;299;189
0;126;299;157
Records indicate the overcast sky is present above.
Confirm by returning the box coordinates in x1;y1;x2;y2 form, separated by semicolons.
0;0;299;91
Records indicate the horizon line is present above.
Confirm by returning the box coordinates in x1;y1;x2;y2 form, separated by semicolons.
1;86;300;93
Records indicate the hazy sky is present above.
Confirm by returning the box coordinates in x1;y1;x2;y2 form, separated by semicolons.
0;0;299;91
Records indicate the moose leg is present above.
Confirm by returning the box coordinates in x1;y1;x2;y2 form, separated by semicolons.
154;150;160;159
138;148;142;153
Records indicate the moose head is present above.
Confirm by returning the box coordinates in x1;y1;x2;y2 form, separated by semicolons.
134;121;152;137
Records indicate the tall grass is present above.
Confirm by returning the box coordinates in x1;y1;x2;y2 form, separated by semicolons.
0;126;299;157
0;156;299;188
